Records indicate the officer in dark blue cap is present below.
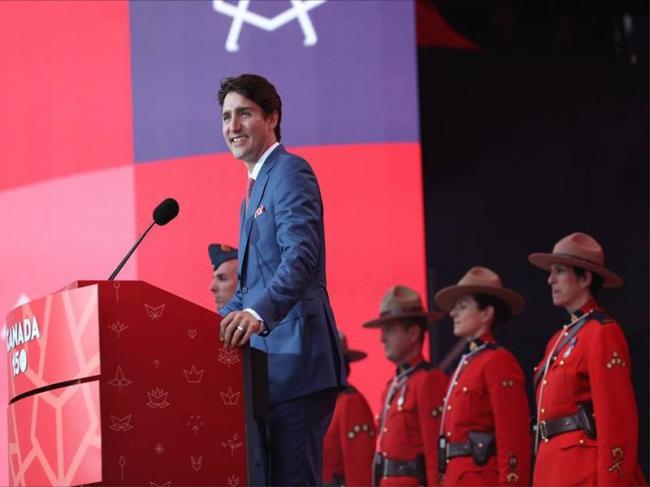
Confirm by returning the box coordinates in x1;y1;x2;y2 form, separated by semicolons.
208;243;238;309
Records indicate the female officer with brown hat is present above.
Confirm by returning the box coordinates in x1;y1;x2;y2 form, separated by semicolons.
434;266;531;486
529;232;646;486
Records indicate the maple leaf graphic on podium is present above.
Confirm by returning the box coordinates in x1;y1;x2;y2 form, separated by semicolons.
146;387;170;408
217;345;240;368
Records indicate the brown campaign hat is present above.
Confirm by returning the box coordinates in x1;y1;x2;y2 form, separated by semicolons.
528;232;623;288
434;266;525;315
362;285;445;328
338;331;367;362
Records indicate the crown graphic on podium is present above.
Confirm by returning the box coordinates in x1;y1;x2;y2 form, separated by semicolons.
183;364;205;383
220;387;241;406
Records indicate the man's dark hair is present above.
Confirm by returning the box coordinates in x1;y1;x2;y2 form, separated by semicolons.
472;293;512;333
218;74;282;141
573;266;604;299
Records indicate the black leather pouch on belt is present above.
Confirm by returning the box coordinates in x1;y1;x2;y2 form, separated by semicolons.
438;435;447;474
468;431;495;467
414;453;427;486
372;452;383;487
577;402;596;440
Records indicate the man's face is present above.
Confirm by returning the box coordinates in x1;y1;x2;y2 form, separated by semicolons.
221;91;278;165
449;295;491;339
547;263;590;310
209;259;238;308
380;321;419;364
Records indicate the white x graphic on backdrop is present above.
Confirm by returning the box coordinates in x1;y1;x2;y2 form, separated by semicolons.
213;0;327;52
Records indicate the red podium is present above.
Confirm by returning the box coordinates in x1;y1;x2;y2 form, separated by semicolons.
5;280;257;486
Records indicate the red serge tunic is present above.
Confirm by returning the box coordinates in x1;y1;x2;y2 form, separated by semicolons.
377;354;449;487
533;299;647;486
440;333;531;486
322;384;376;486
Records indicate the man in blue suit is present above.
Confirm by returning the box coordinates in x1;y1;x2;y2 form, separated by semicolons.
218;74;345;486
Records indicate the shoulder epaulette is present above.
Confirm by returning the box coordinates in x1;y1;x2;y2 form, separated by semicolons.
485;342;500;350
590;310;614;325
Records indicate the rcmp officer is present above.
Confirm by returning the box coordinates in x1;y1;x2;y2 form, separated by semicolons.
210;242;271;484
363;285;449;487
529;232;647;486
323;332;376;487
434;267;531;486
207;243;238;309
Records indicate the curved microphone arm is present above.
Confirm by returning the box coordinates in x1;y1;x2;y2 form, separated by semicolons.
108;221;156;281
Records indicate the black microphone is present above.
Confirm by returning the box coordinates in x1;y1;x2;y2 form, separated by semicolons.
153;198;179;225
108;198;180;280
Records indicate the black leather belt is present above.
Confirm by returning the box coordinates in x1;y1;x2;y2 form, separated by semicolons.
446;441;472;458
538;413;587;441
383;457;423;478
439;431;495;474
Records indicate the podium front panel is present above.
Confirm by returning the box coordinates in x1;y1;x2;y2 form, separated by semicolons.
8;381;102;486
6;285;100;402
94;281;249;486
6;281;252;486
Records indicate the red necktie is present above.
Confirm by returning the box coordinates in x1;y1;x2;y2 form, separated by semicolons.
246;177;255;209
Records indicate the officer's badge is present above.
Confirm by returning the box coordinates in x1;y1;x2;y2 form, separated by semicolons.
606;351;626;369
563;337;577;358
506;453;519;483
608;447;624;476
506;472;519;483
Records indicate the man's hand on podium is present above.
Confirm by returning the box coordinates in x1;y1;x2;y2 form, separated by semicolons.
220;310;262;347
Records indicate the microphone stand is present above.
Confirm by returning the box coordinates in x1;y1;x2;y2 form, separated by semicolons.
108;221;156;281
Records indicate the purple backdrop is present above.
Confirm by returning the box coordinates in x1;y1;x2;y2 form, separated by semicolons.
129;0;419;162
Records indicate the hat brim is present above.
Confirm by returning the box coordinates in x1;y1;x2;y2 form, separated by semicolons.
528;252;623;288
434;285;525;315
345;349;367;362
362;310;446;329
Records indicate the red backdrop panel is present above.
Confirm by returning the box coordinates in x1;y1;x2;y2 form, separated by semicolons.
0;0;133;191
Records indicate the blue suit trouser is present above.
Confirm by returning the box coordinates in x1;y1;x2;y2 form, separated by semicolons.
253;387;338;486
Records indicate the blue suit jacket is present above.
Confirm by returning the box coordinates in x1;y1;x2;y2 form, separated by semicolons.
221;145;345;406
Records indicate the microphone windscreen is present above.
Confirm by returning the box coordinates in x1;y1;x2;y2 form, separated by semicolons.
153;198;180;225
